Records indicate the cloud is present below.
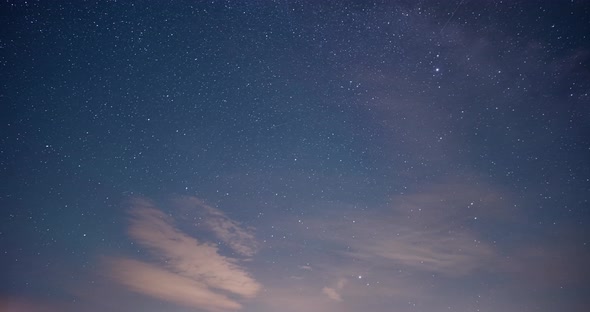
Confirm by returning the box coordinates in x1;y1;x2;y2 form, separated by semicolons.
253;178;515;311
107;197;261;311
174;196;259;257
322;278;347;301
109;258;242;311
0;297;65;312
297;180;504;277
258;286;347;312
349;228;495;276
336;184;500;276
322;287;342;302
502;239;590;288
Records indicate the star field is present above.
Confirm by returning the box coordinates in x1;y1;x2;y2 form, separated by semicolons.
1;1;589;311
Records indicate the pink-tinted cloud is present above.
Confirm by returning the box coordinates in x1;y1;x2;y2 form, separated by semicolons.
0;297;71;312
108;258;242;311
502;239;590;288
253;179;511;308
295;180;505;277
106;197;261;311
174;196;259;257
257;286;346;312
322;278;347;301
321;287;341;301
348;228;496;276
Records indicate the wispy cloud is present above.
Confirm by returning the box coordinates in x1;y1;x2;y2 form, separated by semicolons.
258;286;346;312
257;179;511;307
107;197;261;311
0;297;65;312
322;287;342;302
174;196;259;257
108;258;243;311
340;229;493;277
340;190;500;276
322;278;347;301
300;180;503;277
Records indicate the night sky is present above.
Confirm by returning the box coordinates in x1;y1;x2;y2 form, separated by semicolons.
1;1;590;311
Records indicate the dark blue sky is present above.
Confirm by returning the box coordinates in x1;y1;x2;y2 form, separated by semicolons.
1;1;589;311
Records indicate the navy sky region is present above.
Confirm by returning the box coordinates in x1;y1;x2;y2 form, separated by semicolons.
1;1;590;312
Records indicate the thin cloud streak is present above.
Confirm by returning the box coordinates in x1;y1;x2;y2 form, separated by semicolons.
175;196;260;257
108;258;242;311
0;297;66;312
300;180;503;277
322;287;342;302
348;228;495;276
253;178;590;311
322;278;347;302
107;197;261;311
257;179;509;307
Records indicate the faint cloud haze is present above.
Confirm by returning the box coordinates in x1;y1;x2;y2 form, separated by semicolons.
300;180;503;278
107;197;261;311
108;258;243;311
322;287;342;301
322;278;347;301
258;179;522;309
174;196;260;257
